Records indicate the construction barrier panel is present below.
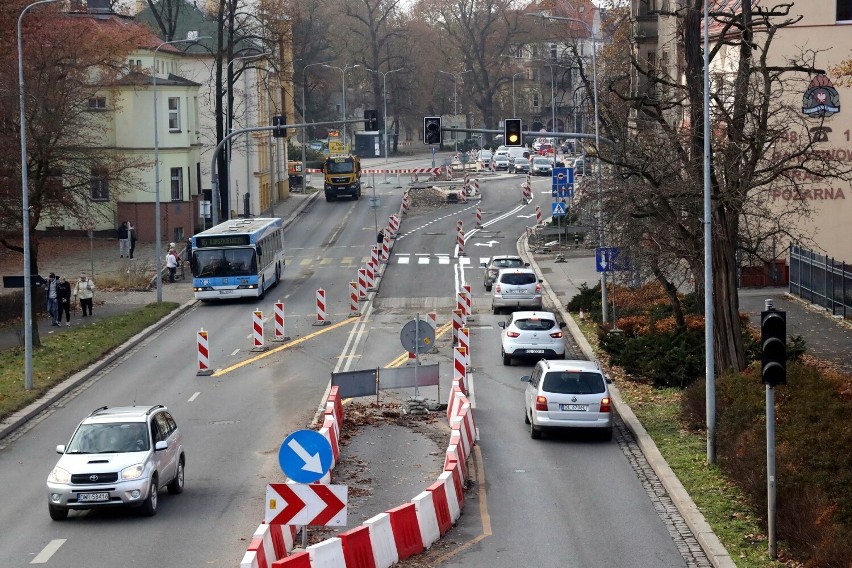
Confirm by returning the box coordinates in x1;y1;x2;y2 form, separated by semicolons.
338;526;377;568
349;281;360;317
411;490;441;549
270;552;311;567
364;513;399;568
425;480;453;535
436;471;461;523
307;537;345;567
196;329;213;376
252;310;265;350
387;503;425;560
273;301;286;341
314;288;328;325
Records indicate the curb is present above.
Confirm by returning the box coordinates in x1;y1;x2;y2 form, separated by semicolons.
518;232;736;568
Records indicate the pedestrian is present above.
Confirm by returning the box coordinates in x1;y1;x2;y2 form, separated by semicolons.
57;276;72;326
128;222;137;259
46;272;59;326
166;247;179;283
74;272;95;317
118;221;129;258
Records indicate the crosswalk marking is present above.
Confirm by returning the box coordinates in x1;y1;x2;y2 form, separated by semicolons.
284;255;477;267
398;256;410;264
418;257;430;264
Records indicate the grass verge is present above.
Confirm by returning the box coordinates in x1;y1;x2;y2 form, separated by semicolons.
0;302;179;421
577;319;792;568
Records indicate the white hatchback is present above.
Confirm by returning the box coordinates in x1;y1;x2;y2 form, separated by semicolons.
521;359;613;440
498;311;566;365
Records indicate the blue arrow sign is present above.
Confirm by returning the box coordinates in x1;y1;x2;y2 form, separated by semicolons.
596;247;626;273
552;202;567;217
278;429;333;483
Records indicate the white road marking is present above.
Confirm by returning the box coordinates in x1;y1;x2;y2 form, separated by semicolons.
31;539;66;564
230;349;240;356
418;257;429;264
188;392;201;402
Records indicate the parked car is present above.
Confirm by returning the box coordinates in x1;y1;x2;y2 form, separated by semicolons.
46;405;186;520
478;149;493;168
531;156;554;176
491;267;543;313
521;359;614;440
492;154;511;171
481;255;528;290
498;311;566;365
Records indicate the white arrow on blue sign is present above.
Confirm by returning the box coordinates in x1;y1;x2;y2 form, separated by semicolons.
278;429;333;483
596;247;622;273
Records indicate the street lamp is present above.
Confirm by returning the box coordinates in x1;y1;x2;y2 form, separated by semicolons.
153;31;209;303
365;67;404;163
438;69;473;150
512;72;524;116
322;64;360;149
18;0;62;391
526;10;604;322
300;61;331;190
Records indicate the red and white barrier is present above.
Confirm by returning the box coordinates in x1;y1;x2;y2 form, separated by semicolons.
453;346;467;390
536;205;542;225
358;268;367;300
365;512;399;567
458;327;470;368
314;288;328;325
273;301;287;342
388;214;399;237
427;311;437;330
457;229;465;255
366;260;375;291
462;284;472;320
251;309;265;351
476;206;482;228
412;491;440;549
307;538;344;566
349;281;360;317
196;328;213;376
451;308;464;345
371;246;380;271
381;234;390;263
402;191;410;213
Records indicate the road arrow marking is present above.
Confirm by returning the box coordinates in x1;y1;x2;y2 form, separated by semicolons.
517;214;536;219
287;438;323;473
474;240;499;247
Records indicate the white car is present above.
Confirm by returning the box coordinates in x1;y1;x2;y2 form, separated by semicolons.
522;359;614;440
492;154;511;171
498;311;566;365
477;149;493;168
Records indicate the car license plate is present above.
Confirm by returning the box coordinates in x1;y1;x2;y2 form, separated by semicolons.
561;404;587;411
78;492;109;502
527;349;544;354
219;289;233;295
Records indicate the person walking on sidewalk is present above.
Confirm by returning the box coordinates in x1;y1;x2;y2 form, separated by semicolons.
46;272;59;326
166;247;179;283
117;222;129;258
128;222;137;259
74;272;95;317
57;276;72;326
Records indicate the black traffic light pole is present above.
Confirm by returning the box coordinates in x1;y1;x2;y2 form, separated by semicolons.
761;298;786;560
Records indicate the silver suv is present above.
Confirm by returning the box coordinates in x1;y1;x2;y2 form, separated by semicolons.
46;405;185;520
491;267;542;314
521;359;613;440
481;255;529;291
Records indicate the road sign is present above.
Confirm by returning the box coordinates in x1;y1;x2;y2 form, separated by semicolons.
551;202;567;217
400;318;436;354
266;483;348;526
552;167;574;187
278;429;333;484
596;247;626;272
551;185;574;198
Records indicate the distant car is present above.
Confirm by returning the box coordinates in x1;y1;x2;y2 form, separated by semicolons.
46;405;185;520
481;255;528;291
499;311;566;365
531;157;553;176
478;149;493;168
538;144;554;156
521;359;614;440
572;156;589;176
509;157;531;174
492;154;511;171
491;267;542;314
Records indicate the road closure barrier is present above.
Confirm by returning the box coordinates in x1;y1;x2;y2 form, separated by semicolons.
196;329;213;376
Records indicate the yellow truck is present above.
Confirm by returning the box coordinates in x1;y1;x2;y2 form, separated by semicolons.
323;155;362;202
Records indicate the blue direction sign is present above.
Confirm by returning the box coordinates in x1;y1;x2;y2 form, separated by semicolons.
278;429;333;484
596;247;626;273
552;167;574;187
551;201;567;217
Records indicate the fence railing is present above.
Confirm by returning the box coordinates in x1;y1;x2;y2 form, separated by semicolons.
789;245;852;319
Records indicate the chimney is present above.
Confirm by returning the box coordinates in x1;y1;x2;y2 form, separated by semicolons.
87;0;111;14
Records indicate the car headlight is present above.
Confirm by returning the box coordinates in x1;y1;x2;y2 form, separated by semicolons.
120;464;145;481
48;466;71;484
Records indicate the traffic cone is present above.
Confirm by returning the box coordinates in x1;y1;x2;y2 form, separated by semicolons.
579;308;585;321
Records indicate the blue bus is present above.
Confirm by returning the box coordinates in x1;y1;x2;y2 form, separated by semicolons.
190;218;285;300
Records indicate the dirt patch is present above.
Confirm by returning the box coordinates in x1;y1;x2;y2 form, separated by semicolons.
406;187;461;212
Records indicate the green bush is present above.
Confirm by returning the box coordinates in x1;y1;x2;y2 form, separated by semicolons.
599;327;705;388
566;283;602;322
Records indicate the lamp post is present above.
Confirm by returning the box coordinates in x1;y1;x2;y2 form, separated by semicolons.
512;72;524;116
153;32;208;303
322;64;360;149
366;67;404;163
438;69;473;150
18;0;62;391
526;10;604;322
300;61;331;190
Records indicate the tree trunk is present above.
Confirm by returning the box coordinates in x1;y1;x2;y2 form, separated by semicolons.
651;265;686;330
712;209;746;371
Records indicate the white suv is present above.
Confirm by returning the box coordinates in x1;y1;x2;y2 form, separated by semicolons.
521;359;613;440
46;405;185;520
491;267;542;314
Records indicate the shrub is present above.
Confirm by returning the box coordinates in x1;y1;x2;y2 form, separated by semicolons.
566;283;602;322
600;327;705;388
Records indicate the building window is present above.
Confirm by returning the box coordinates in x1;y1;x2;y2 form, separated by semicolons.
839;1;852;21
168;97;180;131
533;92;540;108
87;97;106;110
170;167;183;201
550;43;558;61
90;168;108;201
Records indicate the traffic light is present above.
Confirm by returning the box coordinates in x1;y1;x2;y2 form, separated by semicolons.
423;116;442;145
364;109;379;131
505;118;522;147
272;115;287;138
760;309;787;386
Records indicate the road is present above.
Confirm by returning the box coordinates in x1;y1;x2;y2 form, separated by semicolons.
0;154;696;566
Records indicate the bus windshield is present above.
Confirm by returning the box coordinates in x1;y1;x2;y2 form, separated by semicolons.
195;248;257;277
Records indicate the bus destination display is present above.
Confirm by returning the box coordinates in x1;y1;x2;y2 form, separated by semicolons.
196;235;251;247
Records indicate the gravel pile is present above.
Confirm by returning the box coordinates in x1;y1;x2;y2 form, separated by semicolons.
406;187;457;210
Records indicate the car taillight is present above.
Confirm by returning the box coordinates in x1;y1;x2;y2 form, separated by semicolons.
506;331;520;338
535;283;541;293
535;396;548;411
600;397;612;413
549;331;563;338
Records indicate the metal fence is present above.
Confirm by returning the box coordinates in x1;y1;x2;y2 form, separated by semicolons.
789;245;852;319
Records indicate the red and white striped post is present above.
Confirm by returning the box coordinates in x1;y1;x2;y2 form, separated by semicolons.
251;309;266;351
273;301;289;342
349;281;360;317
526;173;531;187
357;268;367;300
476;206;482;228
428;311;439;353
453;346;467;394
463;284;474;321
452;308;464;345
457;229;465;255
457;219;463;233
381;233;391;262
474;178;480;195
196;329;213;376
314;288;328;326
371;246;380;270
365;260;375;291
458;327;471;368
402;191;410;213
536;205;542;225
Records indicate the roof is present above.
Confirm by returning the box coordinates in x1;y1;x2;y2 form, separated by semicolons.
113;71;202;88
66;11;182;54
86;405;162;422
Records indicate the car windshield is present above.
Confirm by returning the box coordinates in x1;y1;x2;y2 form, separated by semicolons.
515;317;555;331
542;371;606;395
533;158;550;164
500;273;536;286
66;422;149;454
491;258;523;269
195;247;258;277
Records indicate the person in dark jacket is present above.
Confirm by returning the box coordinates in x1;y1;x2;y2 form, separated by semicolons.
118;222;129;258
56;276;72;326
128;222;137;259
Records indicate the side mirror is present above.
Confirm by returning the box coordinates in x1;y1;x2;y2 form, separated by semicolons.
479;262;487;268
538;278;544;283
498;321;506;328
524;262;530;267
559;322;566;328
56;444;66;454
256;246;263;256
155;440;168;451
520;375;530;382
